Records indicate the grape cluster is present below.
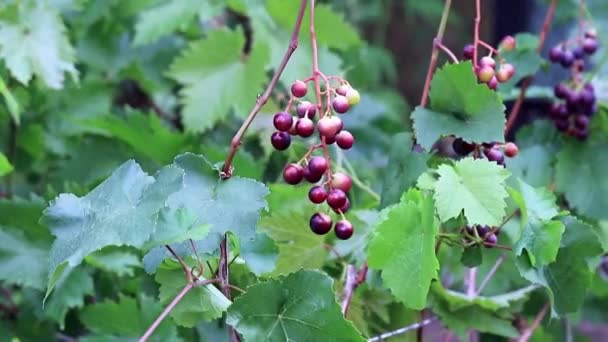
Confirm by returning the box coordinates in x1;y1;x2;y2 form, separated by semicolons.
464;224;499;248
272;80;360;240
462;36;516;91
452;138;519;166
548;29;599;140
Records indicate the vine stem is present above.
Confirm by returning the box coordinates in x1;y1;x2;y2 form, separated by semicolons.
221;0;308;178
466;267;478;342
476;253;505;295
419;0;452;107
367;317;438;342
139;278;219;342
504;0;557;137
473;0;481;68
518;303;550;342
340;262;368;316
219;236;239;342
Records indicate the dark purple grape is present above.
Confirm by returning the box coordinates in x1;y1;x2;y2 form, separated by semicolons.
575;127;589;140
336;130;354;150
462;44;475;60
566;91;582;112
327;189;347;210
296;101;317;118
560;50;574;67
452;138;475;156
310;212;332;235
334;220;354;240
554;83;570;99
476;225;490;237
308;186;327;204
283;163;304;184
273;112;293;132
583;38;598;54
484;148;505;164
550;104;568;119
296;117;315;137
584;83;595;92
307;156;328;177
580;89;596;107
271;131;291;151
572;46;585;59
332;96;350;114
484;234;497;248
549;46;564;63
574;115;589;129
332;197;351;214
555;118;569;132
303;167;323;183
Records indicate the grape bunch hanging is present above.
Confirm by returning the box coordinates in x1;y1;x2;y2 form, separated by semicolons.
548;28;599;140
271;77;360;240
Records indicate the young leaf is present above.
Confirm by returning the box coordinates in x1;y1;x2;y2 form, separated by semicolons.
367;189;440;310
434;158;510;226
226;270;364;341
168;29;269;132
411;61;506;150
155;260;231;327
510;180;564;267
0;228;50;290
0;2;77;89
555;140;608;220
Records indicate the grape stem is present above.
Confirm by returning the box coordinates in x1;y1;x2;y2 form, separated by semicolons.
435;39;459;64
367;317;438;342
419;0;452;108
476;253;506;295
518;303;550;342
473;0;481;68
221;0;308;178
340;262;368;316
504;0;557;137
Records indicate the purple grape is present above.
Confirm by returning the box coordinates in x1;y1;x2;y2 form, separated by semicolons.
271;131;291;151
550;104;568;119
327;189;347;209
549;46;564;63
462;44;475;60
477;225;490;237
332;96;350;114
452;138;475;156
580;89;596;107
572;46;585;59
295;117;315;137
583;38;598;54
310;212;332;235
307;156;328;177
555;119;569;132
296;101;317;118
336;130;354;150
308;186;327;204
484;234;497;248
334;220;354;240
554;83;570;99
574;115;589;129
304;167;323;183
273;112;294;132
283;163;304;184
484;148;505;164
560;50;575;67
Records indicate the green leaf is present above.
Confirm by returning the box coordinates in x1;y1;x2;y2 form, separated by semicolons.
434;158;510;226
0;196;50;241
44;267;94;329
411;61;506;150
516;216;604;316
168;29;269;132
239;232;279;276
260;185;327;276
80;295;179;341
507;121;558;187
498;33;542;93
510;180;564;267
155;260;231;327
0;228;50;290
0;2;77;89
226;270;364;341
85;247;142;277
555;139;608;220
0;152;13;177
460;246;482;267
43;160;184;293
380;132;430;208
367;189;439;310
0;76;20;124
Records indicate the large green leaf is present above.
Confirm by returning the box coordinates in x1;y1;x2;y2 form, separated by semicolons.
155;260;231;327
85;247;142;277
80;295;179;341
0;2;77;88
0;228;49;290
555;140;608;220
238;232;279;276
0;152;13;177
411;62;506;150
226;270;364;341
510;180;564;267
433;157;510;226
44;267;94;329
380;132;430;208
515;216;604;316
367;189;439;310
168;29;269;132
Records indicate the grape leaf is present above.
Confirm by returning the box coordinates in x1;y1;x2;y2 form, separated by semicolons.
507;121;558;187
258;185;328;276
168;29;269;132
515;216;604;316
333;210;379;266
239;232;279;276
0;76;20;124
44;267;94;329
434;158;510;226
43;160;185;294
0;152;13;177
155;260;231;327
0;2;77;89
80;295;178;341
411;61;506;150
0;228;50;290
367;189;439;310
226;270;364;341
555;139;608;220
0;196;51;241
380;132;430;208
85;247;142;277
510;180;564;267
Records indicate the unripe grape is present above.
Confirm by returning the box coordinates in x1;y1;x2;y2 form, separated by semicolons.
479;56;496;68
332;96;350;114
345;88;360;105
291;80;308;98
336;130;354;150
504;142;518;158
331;172;352;193
499;35;516;51
336;84;351;96
335;220;354;240
477;66;495;83
310;212;332;235
283;163;304;184
271;131;291;151
487;76;499;91
496;63;515;83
